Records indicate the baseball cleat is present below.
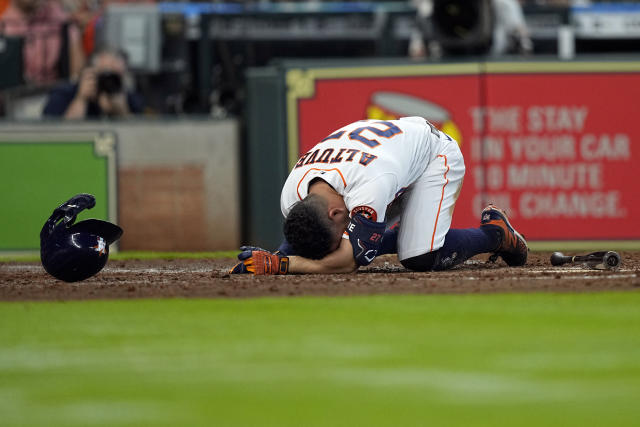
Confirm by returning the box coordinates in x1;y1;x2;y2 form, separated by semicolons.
480;205;528;266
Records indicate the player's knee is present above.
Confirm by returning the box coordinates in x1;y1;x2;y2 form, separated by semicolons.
401;251;439;272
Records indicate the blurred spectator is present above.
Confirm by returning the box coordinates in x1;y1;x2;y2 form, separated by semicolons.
0;0;10;16
408;0;432;59
62;0;102;56
411;0;533;58
63;0;156;59
491;0;533;56
0;0;85;84
42;47;143;119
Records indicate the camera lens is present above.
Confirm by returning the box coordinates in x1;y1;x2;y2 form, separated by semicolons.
97;72;123;95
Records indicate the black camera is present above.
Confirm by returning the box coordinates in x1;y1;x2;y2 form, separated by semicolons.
96;72;123;95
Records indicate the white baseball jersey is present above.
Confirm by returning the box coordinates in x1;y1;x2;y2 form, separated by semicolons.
280;116;465;260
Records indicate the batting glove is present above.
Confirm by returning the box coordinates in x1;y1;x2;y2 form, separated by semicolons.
229;246;289;275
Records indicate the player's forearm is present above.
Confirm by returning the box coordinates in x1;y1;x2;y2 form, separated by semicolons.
64;97;87;119
288;256;356;274
288;239;358;274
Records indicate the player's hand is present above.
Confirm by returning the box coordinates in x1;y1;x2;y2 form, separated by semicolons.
98;92;130;117
229;246;289;275
76;67;97;101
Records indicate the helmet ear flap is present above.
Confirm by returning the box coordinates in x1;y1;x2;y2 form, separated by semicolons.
40;193;97;241
40;195;123;282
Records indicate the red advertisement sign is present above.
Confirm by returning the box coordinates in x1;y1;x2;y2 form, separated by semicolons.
288;63;640;240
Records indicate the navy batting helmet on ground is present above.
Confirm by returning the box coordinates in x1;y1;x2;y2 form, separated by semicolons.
40;194;123;282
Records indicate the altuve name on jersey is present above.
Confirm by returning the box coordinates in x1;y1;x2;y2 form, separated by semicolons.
294;147;378;169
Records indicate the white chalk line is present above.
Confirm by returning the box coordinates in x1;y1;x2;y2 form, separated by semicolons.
1;265;213;274
461;273;635;281
104;267;213;274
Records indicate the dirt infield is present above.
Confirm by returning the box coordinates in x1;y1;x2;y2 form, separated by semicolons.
1;252;639;301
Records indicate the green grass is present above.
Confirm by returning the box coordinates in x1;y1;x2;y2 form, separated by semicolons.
1;293;640;426
109;250;238;260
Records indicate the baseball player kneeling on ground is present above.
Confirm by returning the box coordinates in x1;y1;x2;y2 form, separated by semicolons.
231;117;527;275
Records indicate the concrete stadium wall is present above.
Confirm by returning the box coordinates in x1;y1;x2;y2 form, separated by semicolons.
2;119;240;252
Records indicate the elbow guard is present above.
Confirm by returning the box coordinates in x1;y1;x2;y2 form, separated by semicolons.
347;215;386;266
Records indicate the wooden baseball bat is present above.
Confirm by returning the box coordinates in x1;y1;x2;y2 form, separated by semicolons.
550;251;621;270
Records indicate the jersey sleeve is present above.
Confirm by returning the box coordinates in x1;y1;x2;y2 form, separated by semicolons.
280;175;299;218
399;116;429;125
346;214;386;266
344;173;398;223
280;191;295;218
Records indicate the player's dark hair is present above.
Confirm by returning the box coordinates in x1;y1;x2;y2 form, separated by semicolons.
283;194;334;260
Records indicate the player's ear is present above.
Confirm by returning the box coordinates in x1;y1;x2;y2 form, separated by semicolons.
328;207;345;220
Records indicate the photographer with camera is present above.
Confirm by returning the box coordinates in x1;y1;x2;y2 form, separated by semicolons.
43;47;143;119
